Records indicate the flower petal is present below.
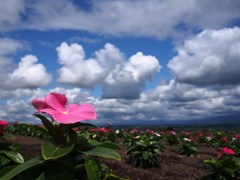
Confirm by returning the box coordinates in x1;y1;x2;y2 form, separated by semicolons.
37;109;60;116
67;104;96;120
44;93;67;112
52;114;84;124
0;120;8;125
32;98;47;110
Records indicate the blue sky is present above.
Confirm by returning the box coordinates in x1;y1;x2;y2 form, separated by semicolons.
0;0;240;125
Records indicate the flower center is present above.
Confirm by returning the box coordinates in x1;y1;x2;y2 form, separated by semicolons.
62;111;69;114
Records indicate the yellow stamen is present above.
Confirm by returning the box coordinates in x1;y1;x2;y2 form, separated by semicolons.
62;111;69;114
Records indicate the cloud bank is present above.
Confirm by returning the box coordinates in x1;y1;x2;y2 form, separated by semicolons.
1;81;240;125
1;0;240;39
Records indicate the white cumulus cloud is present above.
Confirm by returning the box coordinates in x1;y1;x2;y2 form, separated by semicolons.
4;55;52;89
168;27;240;85
57;42;105;88
56;42;161;99
102;52;161;99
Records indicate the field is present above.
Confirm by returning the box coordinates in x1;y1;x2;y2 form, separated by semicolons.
2;122;240;180
4;121;240;180
4;133;215;180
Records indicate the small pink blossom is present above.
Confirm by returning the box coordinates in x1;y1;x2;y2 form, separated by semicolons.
0;120;8;134
99;127;108;133
220;137;229;142
32;93;96;124
72;128;78;132
0;120;8;126
90;127;108;133
214;151;223;158
222;147;235;155
89;128;98;132
234;134;240;139
146;129;155;134
130;129;138;133
214;147;235;158
13;121;19;125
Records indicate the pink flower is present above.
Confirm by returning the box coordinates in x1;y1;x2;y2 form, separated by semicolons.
13;121;19;125
214;151;223;158
146;129;155;134
39;124;45;128
220;137;229;142
89;128;98;132
130;129;138;133
234;134;240;139
214;147;235;158
32;93;96;124
72;128;78;132
0;120;8;134
99;127;108;133
89;127;108;133
0;120;8;126
222;147;235;155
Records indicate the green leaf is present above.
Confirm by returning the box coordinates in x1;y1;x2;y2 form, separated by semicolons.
36;166;73;180
0;155;11;167
76;135;95;151
89;139;120;151
41;140;74;160
80;146;121;160
89;139;102;145
203;158;216;165
66;122;99;129
104;173;130;180
85;156;102;180
33;114;54;135
98;143;122;150
3;151;24;163
0;158;43;180
143;151;149;160
0;165;17;177
223;167;235;177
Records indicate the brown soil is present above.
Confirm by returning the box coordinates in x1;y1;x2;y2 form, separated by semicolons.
3;134;214;180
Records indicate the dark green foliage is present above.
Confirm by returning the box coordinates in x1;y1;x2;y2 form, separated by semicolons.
203;156;240;180
126;136;163;169
178;142;198;157
0;116;125;180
